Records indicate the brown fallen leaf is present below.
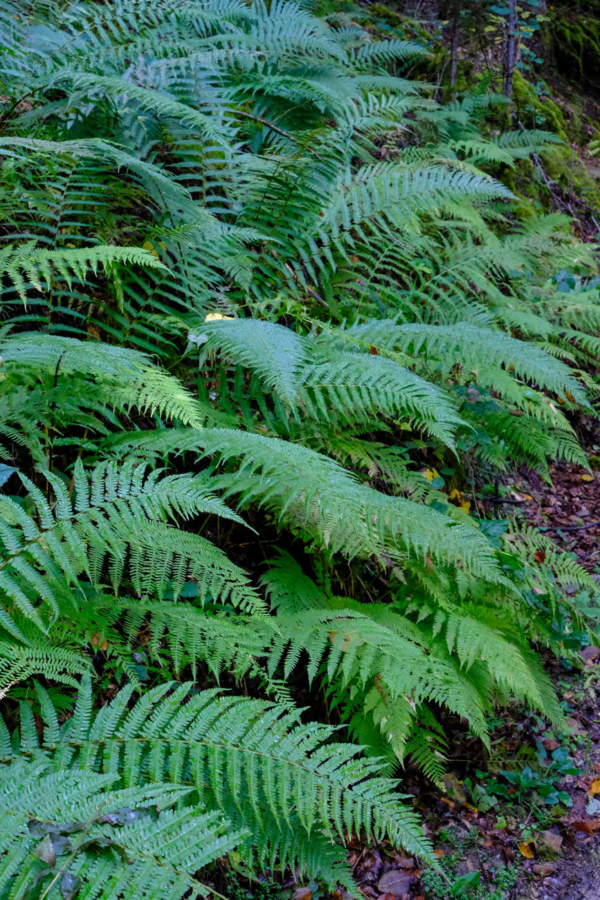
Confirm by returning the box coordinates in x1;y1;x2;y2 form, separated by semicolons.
533;550;546;563
376;871;411;896
433;849;444;858
292;889;312;900
91;633;108;651
519;841;535;858
562;817;600;833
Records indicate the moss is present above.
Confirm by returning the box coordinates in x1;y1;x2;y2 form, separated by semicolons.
364;3;439;44
367;3;402;28
551;14;600;91
512;71;569;140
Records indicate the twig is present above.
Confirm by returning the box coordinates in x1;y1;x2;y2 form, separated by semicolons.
284;263;329;307
553;518;600;533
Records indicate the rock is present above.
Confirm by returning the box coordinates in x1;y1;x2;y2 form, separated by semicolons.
540;831;563;854
533;862;558;876
581;645;600;662
376;871;412;896
443;772;467;804
567;717;587;736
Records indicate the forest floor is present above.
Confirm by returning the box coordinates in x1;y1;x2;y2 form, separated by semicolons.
323;454;600;900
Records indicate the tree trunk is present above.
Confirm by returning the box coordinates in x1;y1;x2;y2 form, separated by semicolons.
449;0;461;90
503;0;518;98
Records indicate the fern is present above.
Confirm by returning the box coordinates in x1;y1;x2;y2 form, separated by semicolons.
0;242;167;302
0;759;244;900
2;679;434;885
119;426;504;579
0;457;261;640
1;0;598;882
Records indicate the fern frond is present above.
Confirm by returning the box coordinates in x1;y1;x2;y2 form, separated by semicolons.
4;679;435;877
0;457;261;639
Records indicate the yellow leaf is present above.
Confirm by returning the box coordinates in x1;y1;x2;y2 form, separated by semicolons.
519;841;535;859
204;312;234;321
589;778;600;796
581;474;594;482
422;467;440;483
449;489;470;513
142;240;160;259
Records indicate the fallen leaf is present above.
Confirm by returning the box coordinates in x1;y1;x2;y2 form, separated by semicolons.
91;633;108;651
142;240;160;259
376;871;411;896
533;550;546;563
581;474;594;481
589;778;600;796
449;489;471;512
291;889;312;900
204;312;234;321
433;849;444;858
519;841;535;858
562;813;600;832
581;645;600;662
586;796;600;817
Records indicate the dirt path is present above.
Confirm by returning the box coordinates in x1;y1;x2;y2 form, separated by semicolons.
514;842;600;900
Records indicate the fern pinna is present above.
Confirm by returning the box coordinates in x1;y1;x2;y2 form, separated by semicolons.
0;0;599;892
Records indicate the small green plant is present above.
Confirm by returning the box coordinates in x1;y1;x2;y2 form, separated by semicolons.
422;856;519;899
470;746;578;813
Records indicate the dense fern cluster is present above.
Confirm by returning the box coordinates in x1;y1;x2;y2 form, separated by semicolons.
1;0;600;893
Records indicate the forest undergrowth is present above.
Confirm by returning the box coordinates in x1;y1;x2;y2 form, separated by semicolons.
2;1;600;898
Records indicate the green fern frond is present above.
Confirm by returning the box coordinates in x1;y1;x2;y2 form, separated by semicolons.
0;457;261;639
0;242;167;302
4;679;435;877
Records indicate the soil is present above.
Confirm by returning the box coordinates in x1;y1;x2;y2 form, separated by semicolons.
340;456;600;900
